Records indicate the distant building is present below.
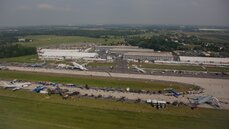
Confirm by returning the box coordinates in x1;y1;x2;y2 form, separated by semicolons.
110;48;155;54
179;56;229;65
95;45;138;51
123;52;174;61
38;49;98;60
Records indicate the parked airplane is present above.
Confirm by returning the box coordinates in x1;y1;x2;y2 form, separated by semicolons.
0;65;8;70
132;65;146;73
57;62;88;71
33;86;45;93
188;96;220;109
164;88;181;97
26;61;46;67
57;64;73;69
72;62;88;71
1;81;31;90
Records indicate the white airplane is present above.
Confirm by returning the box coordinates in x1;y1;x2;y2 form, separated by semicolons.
0;65;7;70
57;64;73;69
1;81;31;90
188;96;220;109
132;65;146;73
72;62;88;71
26;61;46;67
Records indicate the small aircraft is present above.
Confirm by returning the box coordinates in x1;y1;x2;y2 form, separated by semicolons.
188;96;220;109
164;88;181;97
132;65;146;73
33;86;45;93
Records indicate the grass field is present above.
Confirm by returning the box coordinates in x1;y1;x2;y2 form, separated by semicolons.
19;35;124;47
0;88;229;129
0;70;195;92
184;32;229;45
200;34;229;44
130;62;229;72
0;55;40;63
87;62;116;67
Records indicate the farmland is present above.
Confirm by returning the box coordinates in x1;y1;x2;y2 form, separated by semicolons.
20;35;124;47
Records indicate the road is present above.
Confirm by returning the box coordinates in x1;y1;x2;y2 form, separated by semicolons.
5;66;229;108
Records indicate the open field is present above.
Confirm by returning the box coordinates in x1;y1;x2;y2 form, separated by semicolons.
0;70;194;92
87;62;116;67
0;88;229;129
0;55;40;63
183;32;229;44
19;35;124;47
130;62;229;72
200;34;229;44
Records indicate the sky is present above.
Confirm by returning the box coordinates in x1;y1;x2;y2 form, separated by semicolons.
0;0;228;27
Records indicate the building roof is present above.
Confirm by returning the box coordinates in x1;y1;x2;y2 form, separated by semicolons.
180;56;229;63
124;52;173;57
40;49;79;52
110;48;155;53
39;49;98;58
97;45;138;48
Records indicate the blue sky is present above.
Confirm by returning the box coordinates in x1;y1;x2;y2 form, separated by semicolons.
0;0;228;26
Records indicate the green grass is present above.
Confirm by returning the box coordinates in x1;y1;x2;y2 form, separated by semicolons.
130;62;229;72
130;62;204;71
184;32;229;45
0;55;40;63
206;66;229;73
0;70;195;92
201;34;229;44
87;62;116;67
19;35;124;47
0;88;228;129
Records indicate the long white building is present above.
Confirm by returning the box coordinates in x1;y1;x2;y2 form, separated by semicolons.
123;52;174;61
179;56;229;65
38;49;98;60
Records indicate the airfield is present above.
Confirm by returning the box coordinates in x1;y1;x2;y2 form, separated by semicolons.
1;65;229;109
0;38;229;129
0;73;228;129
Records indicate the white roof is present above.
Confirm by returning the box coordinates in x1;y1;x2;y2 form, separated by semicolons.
40;49;79;52
124;52;173;57
180;56;229;63
39;49;98;58
110;48;155;53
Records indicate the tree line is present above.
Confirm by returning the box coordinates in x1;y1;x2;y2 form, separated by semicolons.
125;36;182;51
0;44;36;58
0;29;143;38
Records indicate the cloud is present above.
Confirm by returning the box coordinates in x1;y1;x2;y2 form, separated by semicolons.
37;4;56;10
18;5;33;10
37;3;71;11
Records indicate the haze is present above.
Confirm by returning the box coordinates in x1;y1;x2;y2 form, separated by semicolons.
0;0;228;27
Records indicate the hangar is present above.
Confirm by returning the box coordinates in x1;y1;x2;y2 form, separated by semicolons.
179;56;229;65
38;49;98;60
123;52;174;61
